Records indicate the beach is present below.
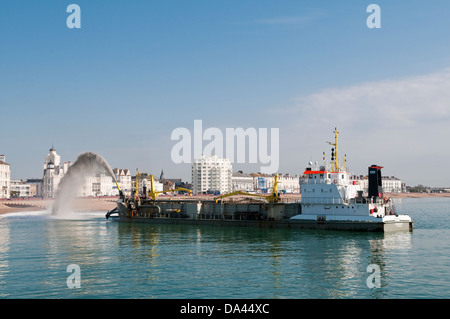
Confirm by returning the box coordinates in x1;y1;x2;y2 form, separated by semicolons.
0;197;117;214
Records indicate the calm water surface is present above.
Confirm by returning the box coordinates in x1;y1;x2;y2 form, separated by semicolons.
0;197;449;299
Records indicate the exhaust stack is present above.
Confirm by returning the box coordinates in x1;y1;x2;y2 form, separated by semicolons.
368;165;383;199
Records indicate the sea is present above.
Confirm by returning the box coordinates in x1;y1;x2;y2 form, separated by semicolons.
0;197;449;300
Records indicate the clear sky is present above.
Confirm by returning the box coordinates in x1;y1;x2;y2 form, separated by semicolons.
1;1;450;186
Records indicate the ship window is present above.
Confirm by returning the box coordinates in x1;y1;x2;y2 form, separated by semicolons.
320;174;324;178
308;174;312;179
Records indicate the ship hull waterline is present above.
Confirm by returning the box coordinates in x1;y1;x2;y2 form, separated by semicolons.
111;200;413;232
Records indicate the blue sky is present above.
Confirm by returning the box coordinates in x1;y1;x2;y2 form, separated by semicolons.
1;1;450;186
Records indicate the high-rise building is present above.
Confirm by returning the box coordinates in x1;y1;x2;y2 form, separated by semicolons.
0;155;10;199
192;155;232;194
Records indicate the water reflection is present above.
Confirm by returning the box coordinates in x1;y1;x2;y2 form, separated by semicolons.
114;222;413;298
0;211;417;298
0;219;10;297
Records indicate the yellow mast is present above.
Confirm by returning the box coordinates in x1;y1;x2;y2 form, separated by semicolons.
327;128;340;172
334;128;339;172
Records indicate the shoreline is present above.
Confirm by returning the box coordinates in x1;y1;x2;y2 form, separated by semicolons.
386;192;450;198
1;192;449;215
0;197;117;215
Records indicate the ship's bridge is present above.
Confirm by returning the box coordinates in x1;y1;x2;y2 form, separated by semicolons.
300;164;356;204
301;167;350;186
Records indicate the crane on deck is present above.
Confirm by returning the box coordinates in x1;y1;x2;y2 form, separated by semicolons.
132;170;192;201
147;174;192;200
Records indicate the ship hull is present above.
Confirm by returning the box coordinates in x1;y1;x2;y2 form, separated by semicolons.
113;200;413;232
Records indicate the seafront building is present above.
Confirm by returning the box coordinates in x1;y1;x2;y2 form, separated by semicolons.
255;173;300;193
42;147;71;198
159;169;185;191
192;155;232;194
0;155;11;199
113;168;132;195
382;176;404;193
349;175;404;194
232;171;301;194
10;180;32;197
77;173;114;197
231;171;254;192
26;179;43;197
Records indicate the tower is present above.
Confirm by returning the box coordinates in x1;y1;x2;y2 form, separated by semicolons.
42;146;65;198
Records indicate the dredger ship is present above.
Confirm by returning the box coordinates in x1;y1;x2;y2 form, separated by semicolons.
106;129;413;232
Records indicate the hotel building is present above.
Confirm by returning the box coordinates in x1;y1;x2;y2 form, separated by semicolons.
192;155;232;194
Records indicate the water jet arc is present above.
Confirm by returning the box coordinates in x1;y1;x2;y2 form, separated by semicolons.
51;152;119;216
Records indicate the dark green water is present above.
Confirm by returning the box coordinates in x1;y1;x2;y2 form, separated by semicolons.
0;197;449;298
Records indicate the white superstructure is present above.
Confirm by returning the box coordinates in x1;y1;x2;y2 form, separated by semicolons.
291;128;412;228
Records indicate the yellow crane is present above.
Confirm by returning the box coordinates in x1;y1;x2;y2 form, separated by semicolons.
147;174;192;200
113;177;124;199
215;174;281;203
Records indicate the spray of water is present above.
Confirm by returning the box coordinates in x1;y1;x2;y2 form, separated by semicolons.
51;152;118;216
